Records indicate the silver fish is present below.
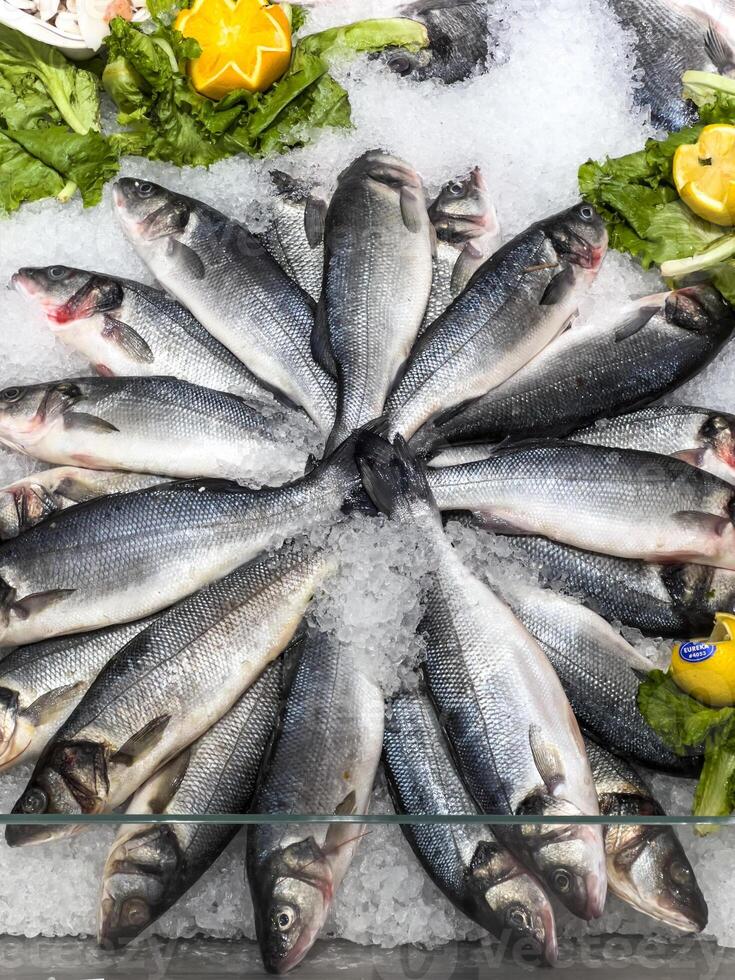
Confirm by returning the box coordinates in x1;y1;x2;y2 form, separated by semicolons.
113;178;336;434
608;0;735;129
572;405;735;486
417;286;735;452
248;629;384;974
383;688;558;964
485;567;699;774
496;535;735;639
317;151;434;452
426;441;735;569
586;738;708;933
422;167;501;332
0;377;306;483
98;660;282;949
0;466;166;539
0;433;359;648
0;618;154;772
356;433;606;921
7;542;335;846
386;203;608;441
262;171;328;302
11;266;269;399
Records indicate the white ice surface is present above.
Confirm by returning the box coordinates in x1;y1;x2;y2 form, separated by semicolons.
0;0;733;954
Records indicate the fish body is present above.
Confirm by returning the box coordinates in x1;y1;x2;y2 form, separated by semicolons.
386;204;607;441
356;434;606;921
572;405;735;486
608;0;735;129
499;535;735;638
12;266;268;399
422;167;501;332
113;179;336;434
383;688;557;963
248;629;384;974
262;171;327;302
426;441;735;568
0;466;166;540
7;543;334;846
0;377;305;483
418;286;735;452
487;569;698;773
98;661;282;948
0;618;154;772
387;0;492;83
319;151;434;452
586;738;708;932
0;435;358;648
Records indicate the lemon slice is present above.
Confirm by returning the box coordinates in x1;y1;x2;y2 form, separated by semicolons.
671;612;735;706
673;124;735;226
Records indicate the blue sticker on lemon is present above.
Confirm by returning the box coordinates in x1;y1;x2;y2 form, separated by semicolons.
679;641;717;664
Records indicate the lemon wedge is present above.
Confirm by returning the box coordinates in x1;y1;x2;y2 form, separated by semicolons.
671;612;735;707
673;124;735;226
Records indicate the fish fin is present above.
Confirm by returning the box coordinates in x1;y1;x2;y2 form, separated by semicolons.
528;723;565;795
52;475;97;504
469;839;502;875
334;790;357;816
450;241;485;297
12;588;75;620
429;222;438;259
323;826;371;858
166;239;206;280
23;681;86;726
304;195;327;249
101;315;155;364
469;511;533;534
538;265;575;306
19;484;57;525
429;395;484;430
672;448;705;468
672;510;732;538
355;430;437;521
311;299;338;377
613;304;659;342
400;186;426;234
705;21;735;74
147;748;192;812
64;412;119;434
111;714;172;767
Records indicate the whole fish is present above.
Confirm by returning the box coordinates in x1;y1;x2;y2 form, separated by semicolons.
422;167;501;332
426;441;735;569
586;738;708;932
485;568;699;774
0;618;155;773
386;204;608;441
0;467;166;539
0;377;306;483
384;0;492;83
499;535;735;638
608;0;735;129
11;266;269;399
317;151;434;452
248;629;384;974
417;286;735;452
113;178;336;434
383;688;558;964
356;433;606;921
98;660;282;949
0;433;359;648
7;543;334;847
261;171;328;302
572;405;735;486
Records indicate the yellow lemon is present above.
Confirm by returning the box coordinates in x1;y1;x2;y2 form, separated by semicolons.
175;0;292;101
673;124;735;226
671;612;735;707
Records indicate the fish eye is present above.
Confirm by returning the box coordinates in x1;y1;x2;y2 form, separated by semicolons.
447;181;465;197
388;54;413;76
47;266;69;281
578;204;595;221
135;182;156;199
0;387;23;403
122;898;150;927
274;905;296;932
506;905;531;931
669;860;693;887
20;786;48;814
551;868;573;894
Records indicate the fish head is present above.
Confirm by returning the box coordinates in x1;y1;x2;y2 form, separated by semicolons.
607;825;707;933
0;687;30;771
545;202;608;275
12;266;123;330
6;738;109;846
698;412;735;475
429;167;498;242
252;838;332;974
98;824;180;948
339;150;424;195
666;284;735;340
382;46;433;80
0;381;81;448
114;179;193;246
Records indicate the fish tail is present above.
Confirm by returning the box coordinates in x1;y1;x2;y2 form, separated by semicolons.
355;428;440;525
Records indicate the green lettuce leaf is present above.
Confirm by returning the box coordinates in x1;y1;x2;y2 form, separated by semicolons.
0;129;64;213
